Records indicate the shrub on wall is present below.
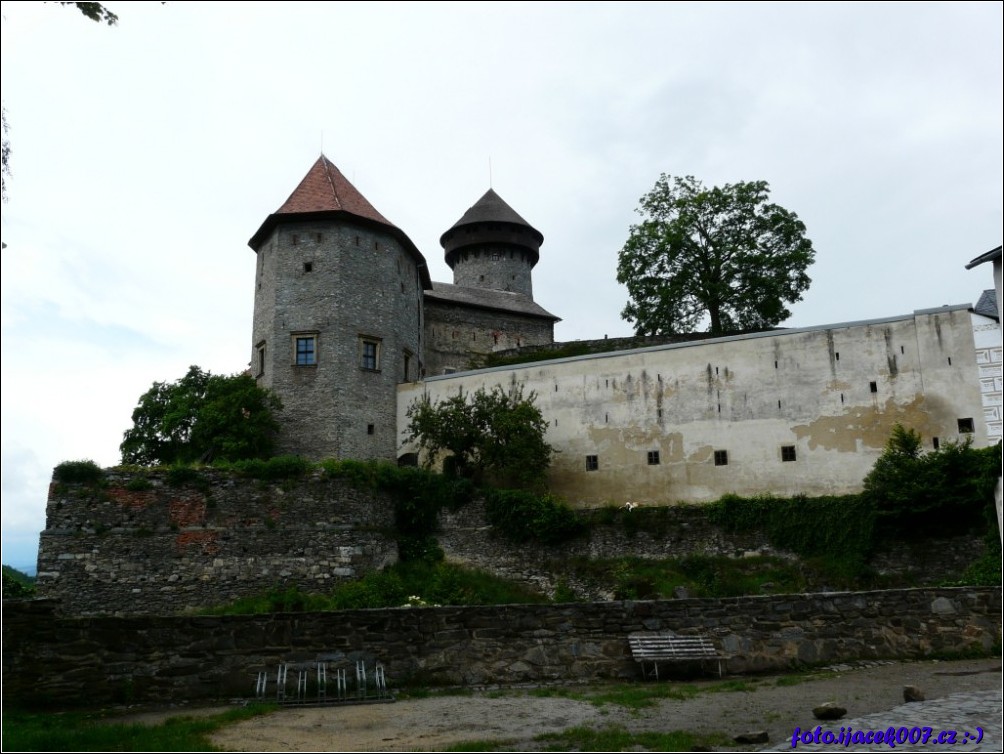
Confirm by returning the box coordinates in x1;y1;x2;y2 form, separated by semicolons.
708;493;874;559
226;454;313;480
322;459;473;562
862;425;1001;537
53;459;104;484
485;489;586;545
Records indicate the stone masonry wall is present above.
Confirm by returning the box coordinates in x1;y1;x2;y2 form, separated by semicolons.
423;299;555;377
35;470;398;615
4;587;999;708
36;470;985;616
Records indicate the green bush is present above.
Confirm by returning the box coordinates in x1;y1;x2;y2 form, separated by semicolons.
124;476;154;491
323;460;473;561
862;425;1001;537
52;459;103;484
485;489;586;544
2;566;35;600
231;454;313;480
708;492;874;562
956;549;1003;586
398;535;445;564
165;464;202;487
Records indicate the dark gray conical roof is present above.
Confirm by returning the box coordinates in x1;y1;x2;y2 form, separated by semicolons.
440;189;543;246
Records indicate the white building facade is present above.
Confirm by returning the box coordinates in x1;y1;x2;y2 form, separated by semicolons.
399;304;998;507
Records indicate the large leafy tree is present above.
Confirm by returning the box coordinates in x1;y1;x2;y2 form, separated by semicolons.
405;384;552;489
120;366;282;466
616;175;815;336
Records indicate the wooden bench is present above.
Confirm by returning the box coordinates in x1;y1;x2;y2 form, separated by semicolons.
628;632;725;679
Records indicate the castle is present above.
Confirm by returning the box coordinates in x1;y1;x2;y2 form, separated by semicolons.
252;156;1002;506
250;155;559;461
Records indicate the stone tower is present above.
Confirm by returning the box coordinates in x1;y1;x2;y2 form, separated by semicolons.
440;188;544;298
422;189;558;375
249;155;431;461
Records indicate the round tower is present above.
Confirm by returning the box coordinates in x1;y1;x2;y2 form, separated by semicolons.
440;188;543;299
249;155;430;461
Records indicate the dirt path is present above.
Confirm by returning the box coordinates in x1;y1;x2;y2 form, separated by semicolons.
122;658;1002;751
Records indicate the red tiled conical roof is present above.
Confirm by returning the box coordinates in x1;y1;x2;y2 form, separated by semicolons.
248;155;432;289
274;155;393;226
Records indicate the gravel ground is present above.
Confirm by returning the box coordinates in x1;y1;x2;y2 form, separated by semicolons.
181;658;1002;752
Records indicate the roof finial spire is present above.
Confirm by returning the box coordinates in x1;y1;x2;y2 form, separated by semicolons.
488;156;493;189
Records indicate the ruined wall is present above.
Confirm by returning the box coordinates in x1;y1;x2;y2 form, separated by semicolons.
437;498;986;599
400;306;990;506
36;469;987;617
4;587;999;708
35;470;398;615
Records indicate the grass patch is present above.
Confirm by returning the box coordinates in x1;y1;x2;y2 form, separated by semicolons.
526;679;755;711
533;724;732;752
200;560;548;615
1;704;273;752
445;738;517;752
775;674;810;687
561;550;927;599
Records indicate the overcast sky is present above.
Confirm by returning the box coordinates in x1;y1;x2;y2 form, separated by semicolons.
1;1;1001;571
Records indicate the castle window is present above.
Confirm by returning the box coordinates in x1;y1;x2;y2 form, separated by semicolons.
781;445;797;462
869;381;878;393
359;337;381;371
957;418;974;434
303;262;313;273
932;437;940;449
255;342;266;377
292;333;317;366
714;450;729;466
585;455;599;472
367;424;375;435
647;450;660;466
403;351;412;382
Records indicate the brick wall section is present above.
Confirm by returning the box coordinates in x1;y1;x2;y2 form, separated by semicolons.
35;470;398;615
3;587;999;708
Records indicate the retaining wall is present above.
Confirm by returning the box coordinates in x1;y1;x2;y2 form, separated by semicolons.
3;587;999;708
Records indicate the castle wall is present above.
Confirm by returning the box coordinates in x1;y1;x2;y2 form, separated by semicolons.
5;588;999;707
400;306;993;506
34;470;398;615
35;470;986;616
422;300;555;377
252;220;423;461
